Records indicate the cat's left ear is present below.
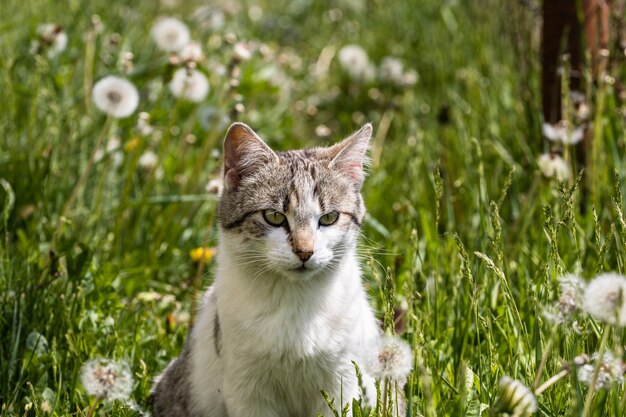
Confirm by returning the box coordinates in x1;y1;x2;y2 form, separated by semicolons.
328;123;372;188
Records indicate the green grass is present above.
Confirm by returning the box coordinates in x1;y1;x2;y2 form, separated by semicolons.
1;0;626;415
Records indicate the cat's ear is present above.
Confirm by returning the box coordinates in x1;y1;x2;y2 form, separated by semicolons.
223;123;279;189
328;123;372;188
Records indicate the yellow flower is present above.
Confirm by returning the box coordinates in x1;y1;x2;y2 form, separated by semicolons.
124;137;141;152
190;247;216;264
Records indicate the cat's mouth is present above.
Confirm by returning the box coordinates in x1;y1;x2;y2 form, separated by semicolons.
293;264;309;272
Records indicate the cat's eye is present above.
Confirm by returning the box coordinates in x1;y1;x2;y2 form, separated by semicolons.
263;209;286;227
319;212;339;226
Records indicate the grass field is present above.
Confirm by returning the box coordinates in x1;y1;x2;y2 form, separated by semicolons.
2;0;626;416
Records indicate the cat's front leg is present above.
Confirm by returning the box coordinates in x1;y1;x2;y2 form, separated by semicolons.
222;395;282;417
222;376;283;417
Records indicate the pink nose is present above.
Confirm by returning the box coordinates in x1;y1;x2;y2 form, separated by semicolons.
294;250;313;262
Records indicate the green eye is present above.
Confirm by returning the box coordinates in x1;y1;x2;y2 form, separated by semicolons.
319;212;339;226
263;210;286;227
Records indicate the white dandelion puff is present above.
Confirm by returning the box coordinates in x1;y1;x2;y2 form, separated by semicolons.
80;358;133;400
542;121;584;145
205;178;223;196
338;44;375;81
92;76;139;119
179;41;204;64
138;150;158;170
379;56;405;85
169;68;209;103
402;69;419;86
493;377;538;416
233;42;253;62
151;17;190;52
545;274;587;324
577;351;626;389
370;335;413;385
537;153;571;181
583;272;626;326
558;273;586;318
37;23;68;57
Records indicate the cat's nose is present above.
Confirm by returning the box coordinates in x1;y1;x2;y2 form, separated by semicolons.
294;250;314;263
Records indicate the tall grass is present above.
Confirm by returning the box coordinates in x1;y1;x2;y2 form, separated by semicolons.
1;0;625;416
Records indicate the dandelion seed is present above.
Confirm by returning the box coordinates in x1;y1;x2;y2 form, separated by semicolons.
493;377;538;417
138;150;158;170
151;17;190;52
92;76;139;119
379;56;404;85
370;335;413;385
136;112;154;137
544;274;587;324
120;51;134;74
315;124;332;137
41;400;52;414
169;68;209;102
558;274;586;318
402;69;418;86
205;178;223;196
337;44;375;81
191;6;225;31
179;41;204;64
190;247;216;264
37;23;68;57
80;358;133;400
583;272;626;326
537;153;571;181
233;42;253;61
577;351;626;389
542;121;584;145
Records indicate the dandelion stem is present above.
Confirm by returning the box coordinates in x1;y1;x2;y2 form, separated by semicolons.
382;378;388;417
581;326;611;417
534;367;570;396
533;323;559;389
85;397;99;417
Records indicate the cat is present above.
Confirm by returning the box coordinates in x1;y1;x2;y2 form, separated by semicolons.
151;122;380;417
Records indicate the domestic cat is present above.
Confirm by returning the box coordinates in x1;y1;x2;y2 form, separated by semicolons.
151;123;380;417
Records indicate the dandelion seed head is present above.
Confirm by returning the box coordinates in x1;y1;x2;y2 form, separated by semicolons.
233;42;253;61
138;150;158;170
542;121;584;145
37;23;68;57
379;56;404;85
369;335;413;385
205;178;223;196
180;41;204;63
169;68;209;103
80;358;133;400
494;377;538;416
583;272;626;326
151;17;190;52
92;76;139;118
338;44;375;81
558;274;586;318
577;351;626;389
538;153;571;181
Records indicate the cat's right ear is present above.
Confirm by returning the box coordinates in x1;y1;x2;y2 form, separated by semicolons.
223;123;279;190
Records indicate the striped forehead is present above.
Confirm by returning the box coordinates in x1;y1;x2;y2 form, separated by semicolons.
283;158;322;221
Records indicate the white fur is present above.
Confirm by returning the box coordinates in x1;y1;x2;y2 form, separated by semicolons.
188;194;379;416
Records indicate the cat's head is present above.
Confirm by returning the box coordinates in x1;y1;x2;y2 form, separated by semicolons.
218;123;372;281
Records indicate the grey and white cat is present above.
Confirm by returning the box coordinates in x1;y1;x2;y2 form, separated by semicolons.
151;123;380;417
